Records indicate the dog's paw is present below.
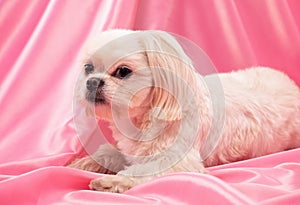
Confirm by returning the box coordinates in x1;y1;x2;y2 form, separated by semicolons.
89;175;136;193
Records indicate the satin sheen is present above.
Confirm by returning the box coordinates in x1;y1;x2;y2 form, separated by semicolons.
0;0;300;204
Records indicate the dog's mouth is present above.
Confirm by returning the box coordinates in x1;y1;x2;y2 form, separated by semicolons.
85;90;107;105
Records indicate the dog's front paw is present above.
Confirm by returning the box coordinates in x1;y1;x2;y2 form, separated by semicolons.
89;175;136;193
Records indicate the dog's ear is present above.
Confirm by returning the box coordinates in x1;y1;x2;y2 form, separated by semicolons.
141;31;198;121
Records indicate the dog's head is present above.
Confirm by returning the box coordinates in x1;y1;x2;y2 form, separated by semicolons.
76;30;206;132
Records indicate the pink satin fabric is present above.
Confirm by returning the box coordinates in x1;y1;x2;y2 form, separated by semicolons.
0;0;300;204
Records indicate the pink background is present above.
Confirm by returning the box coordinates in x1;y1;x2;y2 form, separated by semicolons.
0;0;300;204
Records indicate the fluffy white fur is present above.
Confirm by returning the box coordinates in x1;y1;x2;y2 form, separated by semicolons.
69;29;300;193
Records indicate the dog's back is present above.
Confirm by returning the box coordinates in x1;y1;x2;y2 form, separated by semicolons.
204;67;300;166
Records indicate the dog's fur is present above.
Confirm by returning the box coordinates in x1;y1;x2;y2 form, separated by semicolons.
69;29;300;193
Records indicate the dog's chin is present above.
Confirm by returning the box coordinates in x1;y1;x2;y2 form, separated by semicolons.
84;91;114;120
85;91;107;105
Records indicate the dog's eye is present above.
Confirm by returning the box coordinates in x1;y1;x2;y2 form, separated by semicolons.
112;66;132;79
84;64;94;74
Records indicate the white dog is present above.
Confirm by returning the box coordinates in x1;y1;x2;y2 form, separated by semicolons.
69;29;300;193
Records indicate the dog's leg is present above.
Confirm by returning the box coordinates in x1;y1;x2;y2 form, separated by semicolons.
68;155;115;174
89;149;206;193
68;144;127;174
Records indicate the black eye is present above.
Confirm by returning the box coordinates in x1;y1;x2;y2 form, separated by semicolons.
112;66;132;79
84;64;94;74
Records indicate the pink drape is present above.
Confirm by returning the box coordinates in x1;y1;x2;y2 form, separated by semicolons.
0;0;300;204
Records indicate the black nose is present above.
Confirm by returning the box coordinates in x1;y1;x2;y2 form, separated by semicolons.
86;77;105;91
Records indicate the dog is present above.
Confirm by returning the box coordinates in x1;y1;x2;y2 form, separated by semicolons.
69;29;300;193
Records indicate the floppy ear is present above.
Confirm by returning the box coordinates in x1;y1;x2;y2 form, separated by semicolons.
141;31;198;121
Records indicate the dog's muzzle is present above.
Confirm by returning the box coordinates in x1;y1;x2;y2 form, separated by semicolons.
85;77;106;104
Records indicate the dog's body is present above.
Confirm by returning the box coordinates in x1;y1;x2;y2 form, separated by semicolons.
204;67;300;167
69;29;300;193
